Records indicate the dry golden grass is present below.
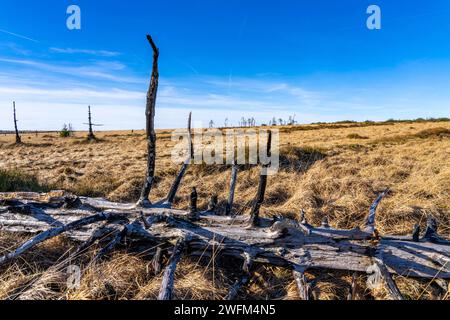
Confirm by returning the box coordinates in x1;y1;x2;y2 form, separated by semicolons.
0;120;449;300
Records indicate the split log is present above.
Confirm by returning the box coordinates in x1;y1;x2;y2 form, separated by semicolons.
137;35;159;207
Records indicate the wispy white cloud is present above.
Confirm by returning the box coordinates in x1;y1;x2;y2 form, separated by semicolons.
49;47;121;57
1;52;449;130
0;57;142;84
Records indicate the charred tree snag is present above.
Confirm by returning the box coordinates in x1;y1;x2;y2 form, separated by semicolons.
225;162;238;216
88;106;95;140
207;195;218;212
13;101;21;144
84;106;103;141
249;131;272;226
164;112;193;207
137;35;159;208
188;187;199;220
364;188;389;234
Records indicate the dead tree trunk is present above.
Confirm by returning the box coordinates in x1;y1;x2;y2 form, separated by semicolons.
137;35;159;207
164;112;193;207
87;106;95;141
225;162;238;215
13;101;21;144
249;130;272;226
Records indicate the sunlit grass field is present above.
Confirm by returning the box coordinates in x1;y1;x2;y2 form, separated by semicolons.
1;119;449;300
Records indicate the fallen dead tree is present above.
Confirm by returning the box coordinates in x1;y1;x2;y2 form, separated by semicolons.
0;35;449;301
0;189;449;300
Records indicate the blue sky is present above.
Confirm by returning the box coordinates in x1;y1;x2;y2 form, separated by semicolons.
0;0;450;130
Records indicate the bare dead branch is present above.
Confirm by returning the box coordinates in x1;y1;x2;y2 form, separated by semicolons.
226;252;254;300
225;162;238;216
158;236;189;300
364;188;389;234
249;130;272;226
13;101;21;144
164;112;193;207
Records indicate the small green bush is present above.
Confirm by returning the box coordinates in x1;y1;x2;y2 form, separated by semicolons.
60;123;73;138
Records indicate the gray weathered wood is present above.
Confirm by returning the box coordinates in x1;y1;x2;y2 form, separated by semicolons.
164;112;193;207
225;163;238;215
152;247;163;275
374;256;404;300
364;189;389;234
226;252;254;300
1;192;450;283
13;101;21;144
0;211;127;266
137;35;159;208
158;237;188;300
293;268;313;300
249;131;272;226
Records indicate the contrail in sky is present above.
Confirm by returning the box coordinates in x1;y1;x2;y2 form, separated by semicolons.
0;28;39;43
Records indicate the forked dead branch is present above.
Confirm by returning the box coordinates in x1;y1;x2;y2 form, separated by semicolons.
0;35;449;301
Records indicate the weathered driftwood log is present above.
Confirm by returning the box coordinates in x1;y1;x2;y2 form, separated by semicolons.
137;35;159;207
1;190;450;300
0;209;127;265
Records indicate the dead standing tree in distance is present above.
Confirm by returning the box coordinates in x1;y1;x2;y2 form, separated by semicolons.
1;35;450;301
83;106;103;141
13;101;21;144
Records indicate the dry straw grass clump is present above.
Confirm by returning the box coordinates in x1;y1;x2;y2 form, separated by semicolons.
0;120;449;300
